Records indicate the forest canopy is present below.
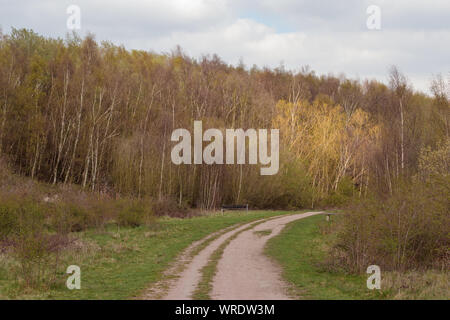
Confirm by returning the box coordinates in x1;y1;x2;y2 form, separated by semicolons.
0;28;448;210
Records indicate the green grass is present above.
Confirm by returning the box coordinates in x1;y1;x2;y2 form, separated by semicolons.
254;229;272;237
265;214;385;300
0;210;288;300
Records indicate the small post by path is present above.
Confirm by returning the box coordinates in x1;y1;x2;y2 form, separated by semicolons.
325;213;337;222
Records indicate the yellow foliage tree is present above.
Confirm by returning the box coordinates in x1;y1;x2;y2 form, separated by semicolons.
274;99;380;205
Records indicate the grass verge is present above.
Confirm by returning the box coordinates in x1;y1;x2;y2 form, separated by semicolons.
266;214;449;300
265;214;385;299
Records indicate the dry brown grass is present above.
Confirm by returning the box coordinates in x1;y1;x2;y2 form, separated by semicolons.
383;270;449;300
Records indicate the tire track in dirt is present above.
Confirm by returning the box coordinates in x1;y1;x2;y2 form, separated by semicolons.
211;212;323;300
142;212;322;300
142;215;281;300
140;224;235;299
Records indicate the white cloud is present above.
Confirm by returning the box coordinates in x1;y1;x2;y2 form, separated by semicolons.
1;0;448;92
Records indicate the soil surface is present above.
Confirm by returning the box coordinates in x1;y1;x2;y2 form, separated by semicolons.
142;211;323;300
211;212;321;299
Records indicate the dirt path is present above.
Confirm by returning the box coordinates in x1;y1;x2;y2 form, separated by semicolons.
211;212;322;300
157;217;277;300
141;225;235;299
143;211;322;300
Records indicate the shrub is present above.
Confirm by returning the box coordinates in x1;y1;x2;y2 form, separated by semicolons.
331;178;449;273
117;200;154;227
152;196;191;217
10;231;70;289
0;200;70;288
49;203;92;233
325;177;354;208
0;201;19;239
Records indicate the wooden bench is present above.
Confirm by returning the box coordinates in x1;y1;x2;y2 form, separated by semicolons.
221;204;249;214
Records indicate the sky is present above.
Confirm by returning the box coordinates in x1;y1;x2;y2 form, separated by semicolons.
1;0;449;93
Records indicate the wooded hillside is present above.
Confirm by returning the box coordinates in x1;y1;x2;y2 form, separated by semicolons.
0;28;448;209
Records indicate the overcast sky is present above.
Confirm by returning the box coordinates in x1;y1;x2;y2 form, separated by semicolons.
1;0;449;93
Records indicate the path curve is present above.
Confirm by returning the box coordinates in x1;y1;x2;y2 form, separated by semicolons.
161;216;278;299
143;211;322;300
211;211;322;300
